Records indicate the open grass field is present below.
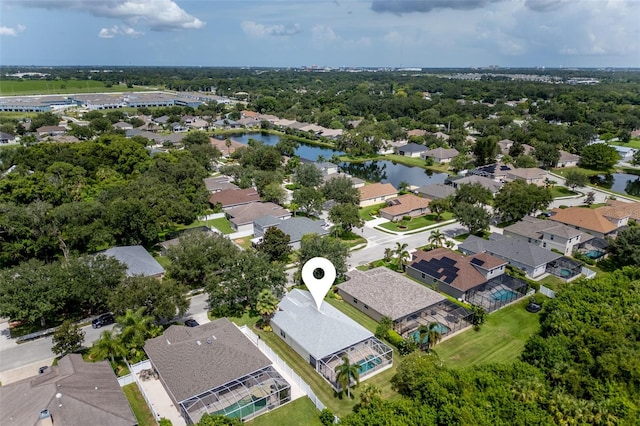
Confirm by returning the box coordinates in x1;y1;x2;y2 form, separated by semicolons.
435;298;540;368
378;212;454;232
0;80;144;96
122;383;157;426
247;397;323;426
209;217;234;234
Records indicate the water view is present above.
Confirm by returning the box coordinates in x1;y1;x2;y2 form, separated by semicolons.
229;133;449;188
590;173;640;197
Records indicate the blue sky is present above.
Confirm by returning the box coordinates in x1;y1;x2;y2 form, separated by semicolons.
1;0;638;68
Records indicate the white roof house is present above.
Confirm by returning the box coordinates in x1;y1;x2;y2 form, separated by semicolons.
271;289;392;390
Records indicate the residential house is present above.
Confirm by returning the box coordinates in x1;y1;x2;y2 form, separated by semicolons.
145;318;291;424
407;129;427;138
556;150;581;168
322;174;365;188
212;119;241;129
432;131;450;141
336;267;446;335
602;200;640;223
503;216;592;255
611;145;637;162
0;131;17;145
497;139;515;156
103;245;165;278
320;128;343;139
379;194;430;222
422;147;459;163
209;188;261;209
36;125;66;137
458;234;562;278
271;289;393;391
0;354;137;426
313;161;339;176
549;206;629;239
171;122;188;132
225;202;291;233
397;142;428;158
358;182;398;207
468;163;514;182
253;215;329;249
446;175;503;194
407;248;508;301
203;176;239;193
505;167;547;186
113;121;133;131
415;183;456;200
210;137;245;157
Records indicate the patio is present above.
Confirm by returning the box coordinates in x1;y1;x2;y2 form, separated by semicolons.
546;257;583;281
397;300;473;337
466;275;529;313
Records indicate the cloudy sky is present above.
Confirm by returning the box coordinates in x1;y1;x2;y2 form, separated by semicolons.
1;0;638;68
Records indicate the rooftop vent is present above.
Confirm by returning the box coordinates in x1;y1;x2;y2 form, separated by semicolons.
196;340;201;346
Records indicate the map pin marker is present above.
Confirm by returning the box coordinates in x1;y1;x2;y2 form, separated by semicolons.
302;257;336;310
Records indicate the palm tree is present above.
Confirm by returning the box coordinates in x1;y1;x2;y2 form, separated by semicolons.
417;322;442;351
394;242;410;271
117;307;159;359
256;289;279;327
335;356;360;399
225;138;232;156
383;247;393;263
398;180;410;193
358;383;381;408
90;329;127;364
428;230;446;248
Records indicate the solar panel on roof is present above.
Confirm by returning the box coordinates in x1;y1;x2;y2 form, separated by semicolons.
440;257;456;266
470;258;485;266
500;165;511;170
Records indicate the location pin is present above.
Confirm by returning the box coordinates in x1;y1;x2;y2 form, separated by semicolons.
301;257;336;310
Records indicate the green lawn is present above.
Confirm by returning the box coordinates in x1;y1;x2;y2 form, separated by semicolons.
247;397;323;426
435;298;540;368
338;154;453;175
609;139;640;149
359;203;387;221
123;384;156;426
550;186;578;198
209;217;234;234
378;212;454;232
552;166;611;177
0;80;143;96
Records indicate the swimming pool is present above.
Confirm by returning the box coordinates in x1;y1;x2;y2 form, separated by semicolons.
492;288;518;302
408;323;451;344
585;250;605;259
358;356;382;373
560;268;572;277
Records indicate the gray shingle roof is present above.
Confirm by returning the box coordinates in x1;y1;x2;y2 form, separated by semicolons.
0;354;136;426
103;245;165;277
271;289;373;360
398;142;427;153
459;235;561;268
144;318;271;403
338;267;446;321
276;217;329;242
504;216;591;241
415;183;456;200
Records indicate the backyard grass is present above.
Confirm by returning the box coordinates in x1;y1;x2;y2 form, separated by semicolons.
338;154;453;175
552;166;610;177
209;217;234;234
123;383;156;426
609;139;640;149
378;212;454;232
0;80;142;96
233;236;253;250
435;298;540;368
247;397;323;426
550;186;578;198
359;203;387;221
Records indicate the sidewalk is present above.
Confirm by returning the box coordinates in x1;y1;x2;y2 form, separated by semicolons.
373;219;457;235
0;357;55;386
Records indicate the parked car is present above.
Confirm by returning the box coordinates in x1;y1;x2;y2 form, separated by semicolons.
38;366;48;374
184;319;199;327
92;313;115;329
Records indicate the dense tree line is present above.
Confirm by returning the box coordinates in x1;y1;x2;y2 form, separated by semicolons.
0;135;210;267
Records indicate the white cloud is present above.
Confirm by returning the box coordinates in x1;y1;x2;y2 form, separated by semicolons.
312;25;338;42
22;0;204;31
241;21;302;38
0;24;25;36
99;24;143;38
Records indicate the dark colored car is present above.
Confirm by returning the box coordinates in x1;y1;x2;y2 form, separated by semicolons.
38;366;48;374
184;319;199;327
92;313;115;329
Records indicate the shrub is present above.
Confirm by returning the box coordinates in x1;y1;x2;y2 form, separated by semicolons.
402;215;412;222
385;329;404;347
319;408;335;425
